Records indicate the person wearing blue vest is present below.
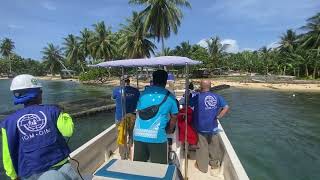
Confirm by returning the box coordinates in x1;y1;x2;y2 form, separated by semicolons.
112;76;140;159
190;80;229;173
1;74;80;180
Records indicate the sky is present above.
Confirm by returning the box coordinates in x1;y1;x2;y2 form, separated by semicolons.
0;0;319;60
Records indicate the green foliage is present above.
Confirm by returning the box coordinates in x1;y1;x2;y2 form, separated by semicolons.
0;38;15;57
42;43;64;75
130;0;191;51
79;68;109;83
0;55;46;76
89;21;116;61
1;9;319;80
120;11;156;58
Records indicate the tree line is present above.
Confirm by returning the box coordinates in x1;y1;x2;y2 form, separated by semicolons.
0;0;319;79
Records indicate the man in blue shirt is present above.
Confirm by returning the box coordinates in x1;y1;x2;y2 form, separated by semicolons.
112;76;140;159
133;70;178;164
1;74;80;180
190;80;229;173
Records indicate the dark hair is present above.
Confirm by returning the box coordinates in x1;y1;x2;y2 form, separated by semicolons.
189;82;194;90
152;70;168;87
124;79;130;84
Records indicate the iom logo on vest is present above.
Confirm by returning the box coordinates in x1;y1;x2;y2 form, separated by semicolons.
17;111;51;141
204;95;217;110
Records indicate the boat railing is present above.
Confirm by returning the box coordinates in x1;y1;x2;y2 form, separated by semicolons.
69;124;117;175
218;122;249;180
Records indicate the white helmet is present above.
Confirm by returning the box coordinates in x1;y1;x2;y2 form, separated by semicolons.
10;74;42;91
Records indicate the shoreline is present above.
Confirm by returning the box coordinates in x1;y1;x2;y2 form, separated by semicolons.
1;76;320;92
96;78;320;92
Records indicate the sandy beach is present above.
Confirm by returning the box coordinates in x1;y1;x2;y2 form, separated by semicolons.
1;76;320;92
87;78;320;92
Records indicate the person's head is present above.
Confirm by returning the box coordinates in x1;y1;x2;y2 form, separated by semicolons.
200;80;211;92
122;75;130;86
10;74;43;106
189;82;194;90
152;70;168;87
167;72;175;81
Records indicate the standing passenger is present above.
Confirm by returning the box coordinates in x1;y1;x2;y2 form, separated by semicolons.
112;76;140;159
191;80;229;173
133;70;178;164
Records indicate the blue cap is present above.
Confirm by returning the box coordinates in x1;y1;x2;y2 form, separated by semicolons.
13;88;41;105
167;73;175;81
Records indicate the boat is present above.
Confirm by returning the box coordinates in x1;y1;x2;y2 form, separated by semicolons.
210;84;231;91
70;56;249;180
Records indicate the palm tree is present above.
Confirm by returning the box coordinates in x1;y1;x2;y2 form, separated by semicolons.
157;47;173;56
79;28;93;62
206;36;229;68
259;46;272;74
42;43;66;76
173;41;192;57
89;21;116;62
279;29;298;52
0;38;15;73
300;13;320;78
63;34;85;71
120;12;156;58
129;0;191;52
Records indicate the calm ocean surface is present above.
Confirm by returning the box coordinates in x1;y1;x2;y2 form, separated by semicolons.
0;79;319;180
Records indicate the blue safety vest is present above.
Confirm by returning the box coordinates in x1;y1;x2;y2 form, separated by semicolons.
1;105;70;178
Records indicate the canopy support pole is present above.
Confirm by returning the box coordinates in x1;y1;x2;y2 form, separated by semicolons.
120;66;128;159
184;63;189;180
136;67;139;89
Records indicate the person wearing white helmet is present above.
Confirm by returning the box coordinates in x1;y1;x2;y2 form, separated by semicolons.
1;74;81;180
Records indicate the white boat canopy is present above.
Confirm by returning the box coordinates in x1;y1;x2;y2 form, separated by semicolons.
90;56;202;68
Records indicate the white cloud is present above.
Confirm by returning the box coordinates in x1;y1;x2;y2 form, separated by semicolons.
197;38;240;53
267;41;280;49
42;1;56;11
8;24;24;29
197;38;208;48
221;39;239;53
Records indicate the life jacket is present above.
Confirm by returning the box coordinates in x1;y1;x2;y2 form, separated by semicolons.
177;107;198;145
1;104;70;178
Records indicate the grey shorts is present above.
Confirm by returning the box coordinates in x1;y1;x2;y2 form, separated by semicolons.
22;163;81;180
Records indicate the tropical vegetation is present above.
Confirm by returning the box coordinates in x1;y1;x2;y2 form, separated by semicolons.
0;1;319;80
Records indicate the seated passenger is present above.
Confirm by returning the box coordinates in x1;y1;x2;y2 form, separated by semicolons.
1;75;80;180
177;99;198;149
133;70;178;164
190;80;229;173
179;82;198;106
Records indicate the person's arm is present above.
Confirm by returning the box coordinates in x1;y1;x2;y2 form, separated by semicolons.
2;128;18;180
217;106;229;119
57;113;74;137
167;96;179;133
167;115;177;134
217;95;229;120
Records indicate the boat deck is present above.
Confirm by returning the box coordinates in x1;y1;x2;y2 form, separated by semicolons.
179;149;224;180
103;147;225;180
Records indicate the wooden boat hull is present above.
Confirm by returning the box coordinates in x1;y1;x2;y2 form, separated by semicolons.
70;123;249;180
